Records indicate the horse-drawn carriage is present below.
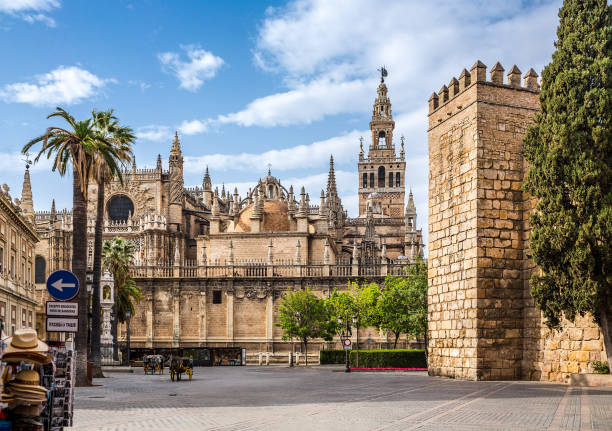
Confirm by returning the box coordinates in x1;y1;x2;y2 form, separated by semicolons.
169;357;193;381
143;355;164;375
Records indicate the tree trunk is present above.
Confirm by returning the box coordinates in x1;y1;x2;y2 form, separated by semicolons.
599;301;612;367
304;339;308;366
393;332;399;349
112;303;119;362
90;178;104;378
73;174;90;387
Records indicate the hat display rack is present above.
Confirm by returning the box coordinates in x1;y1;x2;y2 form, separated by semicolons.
0;328;75;431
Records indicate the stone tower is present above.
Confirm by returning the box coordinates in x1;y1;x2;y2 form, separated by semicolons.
358;70;406;217
168;131;184;231
427;60;541;380
20;166;34;223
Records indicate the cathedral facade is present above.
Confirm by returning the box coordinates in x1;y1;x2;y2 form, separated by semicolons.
31;78;424;353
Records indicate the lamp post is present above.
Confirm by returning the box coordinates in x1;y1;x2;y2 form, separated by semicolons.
126;310;131;367
338;315;357;373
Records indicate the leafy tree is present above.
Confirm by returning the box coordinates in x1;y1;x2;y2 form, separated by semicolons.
522;0;612;365
328;282;380;350
102;238;138;362
377;259;428;348
276;288;335;365
23;108;122;386
89;110;135;377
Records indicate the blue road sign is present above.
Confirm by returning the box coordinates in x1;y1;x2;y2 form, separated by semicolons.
46;269;80;301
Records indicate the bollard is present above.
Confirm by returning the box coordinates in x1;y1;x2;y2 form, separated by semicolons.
288;351;292;365
295;352;300;365
258;352;262;366
266;352;270;366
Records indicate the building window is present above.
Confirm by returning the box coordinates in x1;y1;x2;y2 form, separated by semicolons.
35;256;46;283
378;166;386;188
106;194;134;222
396;172;401;187
0;247;3;273
369;173;374;188
10;255;15;278
28;311;32;327
362;173;367;188
388;172;394;187
212;290;222;304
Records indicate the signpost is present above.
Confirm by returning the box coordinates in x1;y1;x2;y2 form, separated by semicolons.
46;317;78;333
46;270;79;301
46;269;80;333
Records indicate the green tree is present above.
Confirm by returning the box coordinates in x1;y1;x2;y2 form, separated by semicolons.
328;282;380;349
276;288;335;366
89;110;135;377
377;259;428;348
102;238;138;362
23;108;121;386
522;0;612;365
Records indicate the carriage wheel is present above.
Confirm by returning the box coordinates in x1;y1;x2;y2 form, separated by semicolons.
170;370;175;381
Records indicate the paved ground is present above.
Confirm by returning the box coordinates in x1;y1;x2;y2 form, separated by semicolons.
67;367;612;431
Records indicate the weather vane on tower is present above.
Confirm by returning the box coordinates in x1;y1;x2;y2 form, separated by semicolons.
378;65;388;83
23;152;32;170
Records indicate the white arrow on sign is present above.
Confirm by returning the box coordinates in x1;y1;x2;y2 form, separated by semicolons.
51;279;75;292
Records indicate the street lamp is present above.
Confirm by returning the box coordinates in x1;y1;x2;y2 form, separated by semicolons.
338;315;356;373
126;310;131;367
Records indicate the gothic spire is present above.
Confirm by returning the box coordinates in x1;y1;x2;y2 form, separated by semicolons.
203;166;212;190
326;155;338;198
156;154;162;171
20;166;34;222
50;199;56;219
171;131;181;156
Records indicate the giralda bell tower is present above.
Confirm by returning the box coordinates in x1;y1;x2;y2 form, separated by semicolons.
358;67;406;218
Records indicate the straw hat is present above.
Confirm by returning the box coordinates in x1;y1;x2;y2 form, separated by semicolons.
1;351;51;365
2;329;48;355
15;370;39;385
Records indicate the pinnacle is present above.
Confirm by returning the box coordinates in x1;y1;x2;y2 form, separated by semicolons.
472;60;486;69
525;68;539;77
508;64;521;74
491;61;504;71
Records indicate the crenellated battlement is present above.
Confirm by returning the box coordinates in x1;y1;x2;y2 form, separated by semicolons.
428;60;540;115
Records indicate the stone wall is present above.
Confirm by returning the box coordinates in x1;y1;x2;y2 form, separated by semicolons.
427;60;607;381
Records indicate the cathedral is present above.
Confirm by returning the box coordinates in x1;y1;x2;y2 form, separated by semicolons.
30;75;424;356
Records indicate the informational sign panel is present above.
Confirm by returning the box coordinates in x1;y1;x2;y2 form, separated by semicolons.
46;301;78;317
46;269;79;301
343;339;352;350
46;317;78;333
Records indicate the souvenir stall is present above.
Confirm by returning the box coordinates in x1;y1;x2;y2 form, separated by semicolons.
0;329;74;431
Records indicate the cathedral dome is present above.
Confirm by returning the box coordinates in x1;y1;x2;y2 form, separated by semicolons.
234;200;291;232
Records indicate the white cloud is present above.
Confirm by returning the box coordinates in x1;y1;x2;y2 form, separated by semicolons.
0;66;115;106
208;0;560;129
183;130;362;174
136;125;172;142
179;119;209;135
217;76;371;127
0;0;60;27
158;45;224;91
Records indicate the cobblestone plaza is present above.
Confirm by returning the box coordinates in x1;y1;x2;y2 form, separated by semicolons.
68;368;612;431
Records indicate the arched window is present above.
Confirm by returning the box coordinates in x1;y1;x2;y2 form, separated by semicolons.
378;166;386;187
106;195;134;222
103;285;111;300
34;256;45;284
268;185;274;198
369;173;374;188
396;172;401;187
388;172;394;187
378;131;386;148
362;173;367;188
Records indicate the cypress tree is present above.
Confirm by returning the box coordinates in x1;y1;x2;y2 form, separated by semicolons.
523;0;612;365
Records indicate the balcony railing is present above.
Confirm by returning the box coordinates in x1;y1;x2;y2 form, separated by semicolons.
129;259;415;279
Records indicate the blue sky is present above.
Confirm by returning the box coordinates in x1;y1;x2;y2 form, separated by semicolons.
0;0;563;247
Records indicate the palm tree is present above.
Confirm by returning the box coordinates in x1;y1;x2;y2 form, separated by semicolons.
102;238;138;362
89;110;135;377
23;107;121;387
